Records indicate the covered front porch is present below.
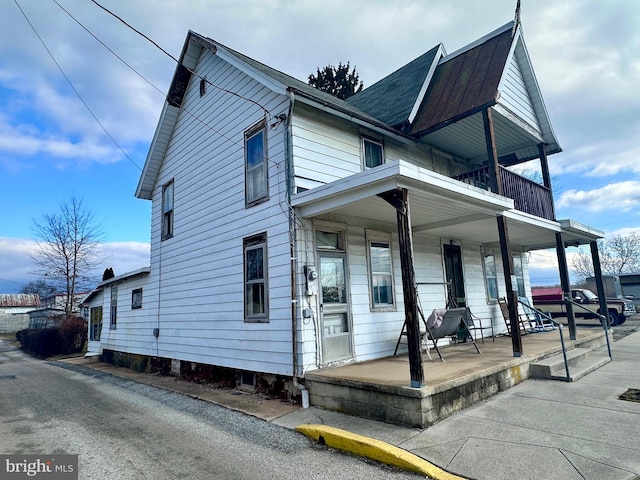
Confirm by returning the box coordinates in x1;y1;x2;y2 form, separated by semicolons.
304;326;610;428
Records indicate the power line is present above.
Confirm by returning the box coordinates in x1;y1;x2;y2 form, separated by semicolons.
89;0;270;117
13;0;142;172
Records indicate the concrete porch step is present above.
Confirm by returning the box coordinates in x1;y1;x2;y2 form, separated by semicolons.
530;347;611;382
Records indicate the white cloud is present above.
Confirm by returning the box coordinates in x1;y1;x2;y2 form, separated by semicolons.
557;181;640;213
0;237;149;293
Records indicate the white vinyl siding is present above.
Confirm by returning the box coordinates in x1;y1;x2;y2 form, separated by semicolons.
498;50;540;133
144;48;293;375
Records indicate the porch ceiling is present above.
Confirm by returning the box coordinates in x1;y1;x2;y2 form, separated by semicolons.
418;107;555;167
291;161;604;251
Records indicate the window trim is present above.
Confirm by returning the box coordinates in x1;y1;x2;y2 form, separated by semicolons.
481;247;499;302
110;285;118;330
366;230;395;311
244;121;269;207
512;253;526;297
161;180;174;240
90;306;103;342
131;288;143;309
362;136;384;169
244;233;269;323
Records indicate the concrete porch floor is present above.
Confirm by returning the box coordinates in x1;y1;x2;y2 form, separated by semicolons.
304;327;610;428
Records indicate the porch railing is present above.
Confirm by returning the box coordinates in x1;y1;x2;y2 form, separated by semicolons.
455;166;555;220
563;296;613;360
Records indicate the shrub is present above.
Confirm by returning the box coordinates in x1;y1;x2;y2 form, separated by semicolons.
17;317;87;358
59;317;87;354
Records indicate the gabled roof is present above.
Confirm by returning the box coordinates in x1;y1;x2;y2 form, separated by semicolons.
80;267;150;305
346;45;443;128
411;23;513;136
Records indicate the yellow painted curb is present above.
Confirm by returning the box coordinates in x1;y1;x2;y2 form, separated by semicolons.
296;424;467;480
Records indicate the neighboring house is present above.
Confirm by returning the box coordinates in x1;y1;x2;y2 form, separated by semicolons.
88;20;606;395
80;267;150;356
0;294;40;333
28;292;88;329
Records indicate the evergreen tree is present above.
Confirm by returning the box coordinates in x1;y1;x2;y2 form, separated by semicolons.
308;62;363;100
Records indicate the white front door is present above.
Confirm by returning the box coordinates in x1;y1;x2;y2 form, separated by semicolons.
318;251;352;363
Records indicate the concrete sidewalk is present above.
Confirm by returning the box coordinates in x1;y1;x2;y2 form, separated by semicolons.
278;330;640;480
53;329;640;480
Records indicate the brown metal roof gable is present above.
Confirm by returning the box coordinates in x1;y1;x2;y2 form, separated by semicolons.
411;25;514;137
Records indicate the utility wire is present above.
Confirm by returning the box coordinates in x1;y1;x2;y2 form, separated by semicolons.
89;0;270;117
13;0;142;171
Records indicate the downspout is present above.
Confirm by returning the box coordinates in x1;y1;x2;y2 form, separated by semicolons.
286;91;309;408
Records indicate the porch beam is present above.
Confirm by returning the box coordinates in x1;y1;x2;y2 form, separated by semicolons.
483;108;502;195
556;232;577;340
538;143;556;219
413;213;494;232
590;241;610;328
497;215;523;356
378;188;424;388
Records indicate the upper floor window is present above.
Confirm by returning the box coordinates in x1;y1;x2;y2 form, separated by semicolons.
244;233;268;322
245;122;268;206
363;137;384;169
162;180;174;240
482;248;498;301
367;232;395;309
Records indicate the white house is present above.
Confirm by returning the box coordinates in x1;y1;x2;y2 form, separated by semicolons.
85;20;605;398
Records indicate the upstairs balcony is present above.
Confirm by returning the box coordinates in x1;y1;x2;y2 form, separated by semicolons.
456;166;555;221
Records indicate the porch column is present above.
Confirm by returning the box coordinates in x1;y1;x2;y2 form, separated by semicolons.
379;188;424;388
497;215;523;356
590;241;610;327
538;143;556;218
483;108;502;195
556;232;577;340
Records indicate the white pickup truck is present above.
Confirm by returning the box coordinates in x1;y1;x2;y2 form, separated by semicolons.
532;287;634;326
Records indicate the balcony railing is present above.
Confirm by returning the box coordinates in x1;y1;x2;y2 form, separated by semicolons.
456;166;555;220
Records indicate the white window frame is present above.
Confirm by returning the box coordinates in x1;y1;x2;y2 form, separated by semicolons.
161;180;174;240
245;121;268;206
90;306;102;341
366;231;395;310
362;136;384;169
244;233;268;322
481;247;499;302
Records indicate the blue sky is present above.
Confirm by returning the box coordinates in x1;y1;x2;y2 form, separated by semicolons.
1;0;639;292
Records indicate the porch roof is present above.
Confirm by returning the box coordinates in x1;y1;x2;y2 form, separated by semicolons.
290;161;603;251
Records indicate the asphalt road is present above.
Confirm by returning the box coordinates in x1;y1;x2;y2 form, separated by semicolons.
0;341;422;480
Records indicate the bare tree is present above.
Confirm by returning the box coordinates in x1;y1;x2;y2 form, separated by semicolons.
571;232;640;280
32;196;103;318
20;279;57;299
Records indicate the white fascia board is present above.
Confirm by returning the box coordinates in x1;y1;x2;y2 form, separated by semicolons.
135;103;180;200
292;160;513;218
558;219;605;240
214;46;288;96
503;208;562;231
408;44;446;124
440;22;513;64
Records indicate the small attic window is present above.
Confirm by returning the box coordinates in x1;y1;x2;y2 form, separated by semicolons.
199;77;207;97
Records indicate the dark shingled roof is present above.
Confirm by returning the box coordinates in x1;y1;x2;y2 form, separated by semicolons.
411;26;513;136
346;45;441;127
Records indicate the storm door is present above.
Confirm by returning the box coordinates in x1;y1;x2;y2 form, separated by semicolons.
443;244;466;308
317;230;353;363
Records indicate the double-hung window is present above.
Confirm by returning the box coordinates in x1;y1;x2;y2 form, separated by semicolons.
245;122;268;205
244;233;268;322
162;180;174;240
90;306;102;341
363;137;384;169
367;232;395;309
482;248;498;301
110;285;118;330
